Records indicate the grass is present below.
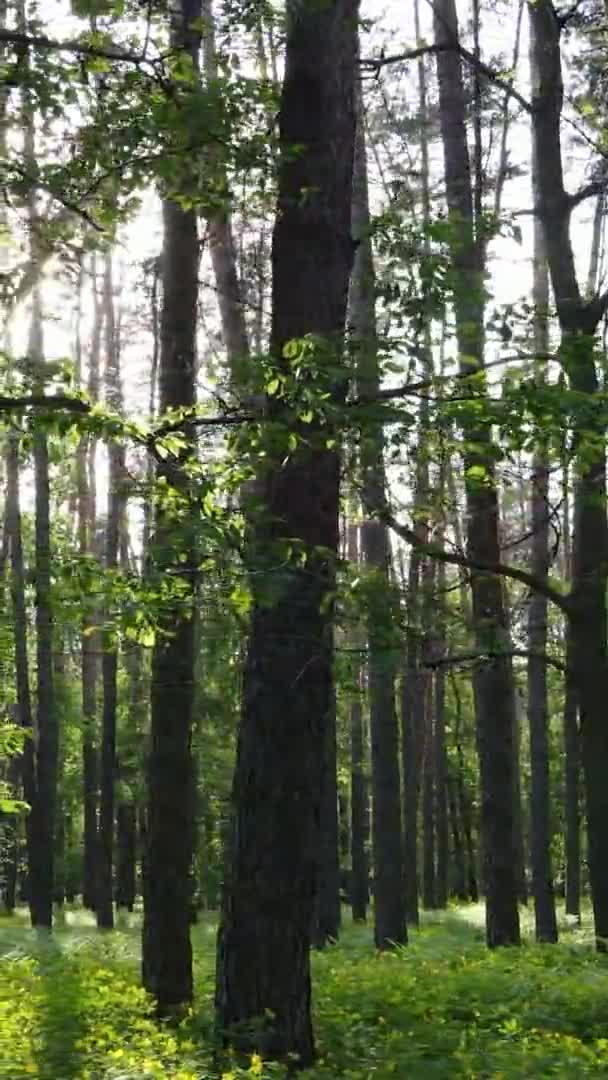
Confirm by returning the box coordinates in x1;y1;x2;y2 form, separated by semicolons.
1;903;608;1078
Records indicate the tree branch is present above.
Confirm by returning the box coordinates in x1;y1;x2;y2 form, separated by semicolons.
567;177;608;211
0;394;90;411
422;647;567;674
0;28;148;65
361;40;531;113
379;505;572;613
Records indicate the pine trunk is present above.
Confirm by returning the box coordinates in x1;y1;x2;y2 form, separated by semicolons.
216;0;358;1061
434;0;520;946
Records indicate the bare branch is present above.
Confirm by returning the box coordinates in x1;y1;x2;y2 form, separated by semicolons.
0;28;148;65
567;178;608;211
378;504;572;613
361;39;531;114
422;647;567;674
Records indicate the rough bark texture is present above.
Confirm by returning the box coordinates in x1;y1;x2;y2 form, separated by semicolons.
351;80;405;949
216;0;358;1062
529;0;608;948
434;0;520;946
142;0;200;1009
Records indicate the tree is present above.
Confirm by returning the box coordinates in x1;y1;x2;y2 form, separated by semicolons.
216;0;359;1061
141;0;201;1011
433;0;520;947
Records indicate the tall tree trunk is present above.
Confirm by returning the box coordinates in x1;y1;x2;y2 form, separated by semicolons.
216;0;359;1061
201;0;250;385
451;672;479;903
447;772;467;901
142;0;200;1009
527;148;557;942
434;0;520;946
563;624;580;918
115;803;136;912
78;258;101;911
434;560;449;909
5;438;38;924
351;79;405;949
529;0;608;948
422;674;436;910
348;524;368;923
97;253;124;930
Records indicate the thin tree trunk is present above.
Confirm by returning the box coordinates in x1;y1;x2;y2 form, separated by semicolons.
78;259;101;911
451;672;478;903
216;0;359;1060
422;673;436;909
348;524;368;923
447;772;467;901
435;559;449;909
5;438;38;924
97;253;124;931
527;147;557;942
115;803;136;912
563;623;581;918
142;0;200;1011
351;77;405;950
434;0;520;946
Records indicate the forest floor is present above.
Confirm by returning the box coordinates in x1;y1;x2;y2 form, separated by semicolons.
1;904;608;1078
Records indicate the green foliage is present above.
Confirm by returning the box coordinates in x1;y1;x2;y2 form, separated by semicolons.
3;910;608;1078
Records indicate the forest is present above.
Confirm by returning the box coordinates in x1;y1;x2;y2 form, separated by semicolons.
2;0;608;1076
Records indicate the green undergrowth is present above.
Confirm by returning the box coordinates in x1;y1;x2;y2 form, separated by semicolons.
1;904;608;1078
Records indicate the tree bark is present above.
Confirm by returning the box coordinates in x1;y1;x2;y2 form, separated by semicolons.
216;0;359;1061
434;0;520;946
311;681;341;947
97;253;124;931
563;623;580;918
78;258;101;911
422;673;436;910
141;1;200;1013
115;802;136;912
529;0;608;948
351;76;405;949
527;149;557;942
348;524;368;923
434;561;449;909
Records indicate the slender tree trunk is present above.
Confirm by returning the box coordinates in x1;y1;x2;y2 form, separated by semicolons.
5;437;38;925
142;0;201;1011
348;524;368;923
115;803;136;912
435;561;449;909
451;673;478;902
351;77;405;949
422;674;436;910
78;259;101;910
530;0;608;948
97;253;124;931
216;0;359;1061
447;772;467;901
563;624;581;917
527;159;557;942
434;0;520;946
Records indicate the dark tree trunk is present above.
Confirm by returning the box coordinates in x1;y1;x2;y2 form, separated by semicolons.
530;0;608;949
141;0;201;1014
434;0;519;946
564;626;580;918
447;773;467;901
422;676;436;910
351;79;405;949
116;803;136;912
402;551;423;927
434;656;449;907
348;521;368;923
511;682;528;906
216;0;359;1062
452;674;478;902
312;683;341;948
